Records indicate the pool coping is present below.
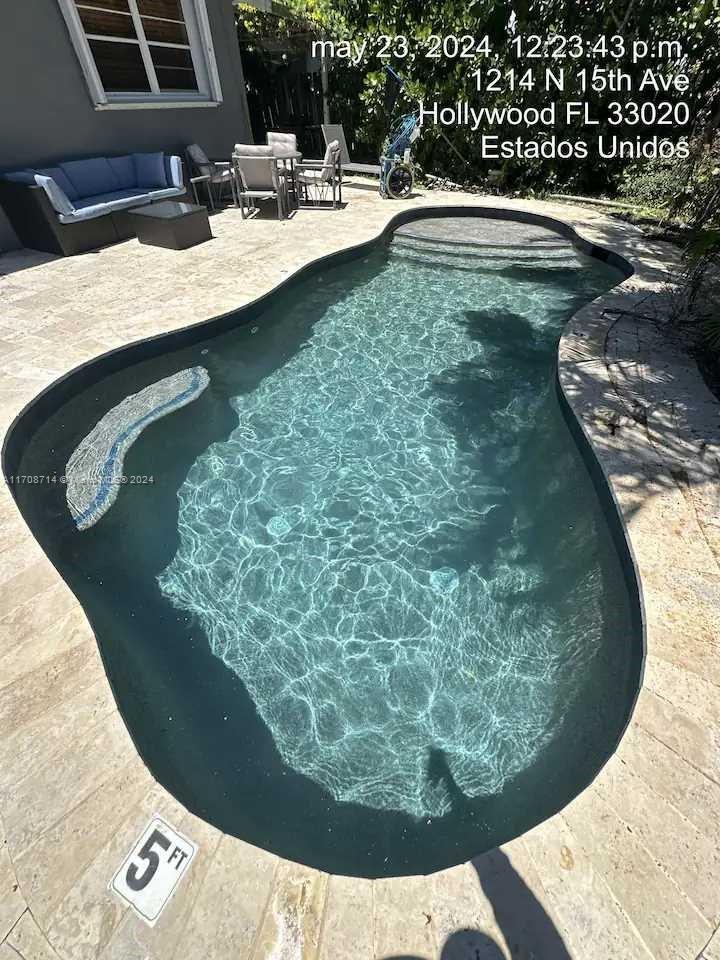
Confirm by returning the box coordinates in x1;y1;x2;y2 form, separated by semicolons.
1;191;719;960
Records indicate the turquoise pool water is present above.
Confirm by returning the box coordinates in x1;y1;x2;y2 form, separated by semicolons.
13;216;642;876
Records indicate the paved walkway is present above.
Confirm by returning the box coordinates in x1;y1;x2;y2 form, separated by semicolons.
0;183;718;960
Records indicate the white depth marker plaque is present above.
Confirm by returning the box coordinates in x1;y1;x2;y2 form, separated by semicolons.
110;816;197;925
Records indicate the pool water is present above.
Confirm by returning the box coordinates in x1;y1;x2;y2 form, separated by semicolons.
13;216;643;877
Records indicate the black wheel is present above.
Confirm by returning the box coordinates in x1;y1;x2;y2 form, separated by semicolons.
386;163;414;200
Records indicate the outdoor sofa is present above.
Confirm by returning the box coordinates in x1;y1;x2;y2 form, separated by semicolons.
0;152;187;256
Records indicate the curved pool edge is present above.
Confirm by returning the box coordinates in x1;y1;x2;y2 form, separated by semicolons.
1;192;718;960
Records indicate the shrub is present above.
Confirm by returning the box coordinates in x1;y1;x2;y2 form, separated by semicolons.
618;158;688;209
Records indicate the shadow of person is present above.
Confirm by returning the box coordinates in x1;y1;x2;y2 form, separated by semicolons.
383;927;505;960
426;747;470;812
472;848;572;959
440;929;506;959
385;752;571;958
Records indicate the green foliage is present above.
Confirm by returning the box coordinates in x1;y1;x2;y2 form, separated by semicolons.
687;228;720;353
703;313;720;351
619;159;687;209
274;0;720;198
673;226;720;355
686;228;720;262
676;147;720;226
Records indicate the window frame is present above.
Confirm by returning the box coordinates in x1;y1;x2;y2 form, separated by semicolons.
58;0;223;109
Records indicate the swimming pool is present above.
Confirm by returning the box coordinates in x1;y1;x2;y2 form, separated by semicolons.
7;212;643;877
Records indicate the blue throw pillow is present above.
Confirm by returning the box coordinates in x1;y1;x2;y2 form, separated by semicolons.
107;155;136;190
35;166;79;201
133;152;168;189
61;158;119;198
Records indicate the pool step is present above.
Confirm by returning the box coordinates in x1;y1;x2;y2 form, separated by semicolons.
389;235;582;272
394;228;571;255
394;218;570;249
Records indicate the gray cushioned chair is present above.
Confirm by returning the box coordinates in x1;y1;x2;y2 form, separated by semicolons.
232;144;287;220
186;143;235;209
266;133;302;209
296;140;343;208
266;132;298;155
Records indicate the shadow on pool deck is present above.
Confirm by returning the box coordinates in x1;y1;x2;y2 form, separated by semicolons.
472;848;572;959
382;847;573;960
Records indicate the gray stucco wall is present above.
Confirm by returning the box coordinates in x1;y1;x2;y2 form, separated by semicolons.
0;0;252;252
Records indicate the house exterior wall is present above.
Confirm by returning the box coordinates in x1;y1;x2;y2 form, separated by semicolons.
0;0;251;252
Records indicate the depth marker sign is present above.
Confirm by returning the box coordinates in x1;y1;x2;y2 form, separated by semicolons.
110;816;197;925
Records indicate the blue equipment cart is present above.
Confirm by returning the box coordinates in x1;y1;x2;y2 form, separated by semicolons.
379;66;421;199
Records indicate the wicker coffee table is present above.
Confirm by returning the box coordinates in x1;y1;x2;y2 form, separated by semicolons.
128;200;212;250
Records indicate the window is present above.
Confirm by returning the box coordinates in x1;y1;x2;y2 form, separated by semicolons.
58;0;223;107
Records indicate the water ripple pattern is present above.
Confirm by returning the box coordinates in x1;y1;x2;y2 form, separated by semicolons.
158;224;618;818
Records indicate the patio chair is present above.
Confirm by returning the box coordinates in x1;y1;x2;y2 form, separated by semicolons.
232;144;287;220
266;131;298;154
321;124;381;177
185;143;235;209
296;140;343;209
267;132;301;207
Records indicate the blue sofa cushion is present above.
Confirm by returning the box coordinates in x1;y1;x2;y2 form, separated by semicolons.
57;184;184;223
4;170;38;184
3;171;76;214
34;175;75;216
35;166;79;201
164;155;184;190
108;155;137;190
61;158;119;198
73;188;152;209
133;152;167;189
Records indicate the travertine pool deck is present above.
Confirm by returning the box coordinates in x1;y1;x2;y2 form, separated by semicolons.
1;183;719;960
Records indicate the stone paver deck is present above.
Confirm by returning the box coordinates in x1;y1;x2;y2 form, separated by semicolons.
0;182;718;960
